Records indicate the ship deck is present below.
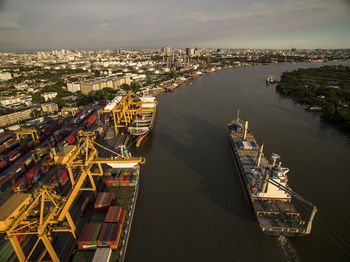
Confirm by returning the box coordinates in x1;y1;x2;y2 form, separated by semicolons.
228;121;307;236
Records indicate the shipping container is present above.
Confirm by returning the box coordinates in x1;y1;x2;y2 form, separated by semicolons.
77;223;102;250
104;206;122;223
92;248;111;262
0;134;12;144
97;223;122;249
94;192;115;211
50;168;68;192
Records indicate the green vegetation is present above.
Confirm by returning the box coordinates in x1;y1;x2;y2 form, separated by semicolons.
0;108;14;115
120;83;141;93
93;87;116;100
12;68;85;84
276;65;350;133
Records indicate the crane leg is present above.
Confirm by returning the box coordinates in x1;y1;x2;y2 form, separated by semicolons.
66;212;77;239
40;234;59;262
9;235;25;262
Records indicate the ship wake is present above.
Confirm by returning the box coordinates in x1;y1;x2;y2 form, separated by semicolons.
278;235;300;262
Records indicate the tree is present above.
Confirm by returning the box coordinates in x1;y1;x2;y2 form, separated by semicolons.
94;87;116;100
120;84;130;91
324;102;336;115
131;83;141;93
31;93;44;103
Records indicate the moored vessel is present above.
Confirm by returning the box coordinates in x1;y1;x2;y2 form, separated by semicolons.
266;75;275;85
227;111;317;236
128;96;157;147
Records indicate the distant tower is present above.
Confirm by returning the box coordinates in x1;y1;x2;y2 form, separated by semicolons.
185;48;194;57
161;46;172;55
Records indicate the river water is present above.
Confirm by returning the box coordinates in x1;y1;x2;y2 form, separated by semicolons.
127;62;350;262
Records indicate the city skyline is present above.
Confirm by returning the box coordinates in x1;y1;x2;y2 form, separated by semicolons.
0;0;350;51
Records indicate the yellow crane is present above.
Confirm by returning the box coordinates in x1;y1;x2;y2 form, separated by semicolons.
99;91;157;136
16;128;40;146
0;131;145;262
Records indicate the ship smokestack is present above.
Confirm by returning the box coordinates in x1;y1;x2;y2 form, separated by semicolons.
243;120;248;140
257;144;264;167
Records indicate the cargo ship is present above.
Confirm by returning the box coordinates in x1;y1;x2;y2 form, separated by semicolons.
73;162;140;262
227;111;317;236
128;96;157;147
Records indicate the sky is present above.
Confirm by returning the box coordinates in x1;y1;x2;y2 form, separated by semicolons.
0;0;350;51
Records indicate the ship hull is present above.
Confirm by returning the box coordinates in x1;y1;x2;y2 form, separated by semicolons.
130;110;156;147
227;122;308;237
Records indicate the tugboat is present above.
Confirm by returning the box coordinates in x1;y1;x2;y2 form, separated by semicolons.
266;75;275;85
227;110;317;236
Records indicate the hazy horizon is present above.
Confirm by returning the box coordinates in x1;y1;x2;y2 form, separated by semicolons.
1;0;350;51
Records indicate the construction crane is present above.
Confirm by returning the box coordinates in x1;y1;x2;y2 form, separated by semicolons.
99;91;157;136
0;131;145;262
16;128;40;146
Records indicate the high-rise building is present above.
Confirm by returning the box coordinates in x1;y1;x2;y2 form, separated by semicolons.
161;46;172;55
194;47;200;56
185;48;194;57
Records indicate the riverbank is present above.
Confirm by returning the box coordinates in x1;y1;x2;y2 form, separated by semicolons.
276;65;350;134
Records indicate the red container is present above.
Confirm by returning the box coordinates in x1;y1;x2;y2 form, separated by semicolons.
77;223;102;250
105;206;122;223
88;114;97;123
26;165;40;178
8;150;21;162
0;134;11;144
67;135;76;144
97;223;122;249
94;192;115;211
13;177;27;192
0;159;8;169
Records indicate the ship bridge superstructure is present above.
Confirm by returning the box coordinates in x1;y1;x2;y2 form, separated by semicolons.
99;91;157;136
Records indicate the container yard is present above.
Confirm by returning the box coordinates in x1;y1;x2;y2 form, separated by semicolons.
0;91;156;262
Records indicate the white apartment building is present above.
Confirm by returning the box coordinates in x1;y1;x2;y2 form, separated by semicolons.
0;95;32;107
41;92;58;101
0;72;12;81
67;83;81;93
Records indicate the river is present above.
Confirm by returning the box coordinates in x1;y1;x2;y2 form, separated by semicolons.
127;62;350;262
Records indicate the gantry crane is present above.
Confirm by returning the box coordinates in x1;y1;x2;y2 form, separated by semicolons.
16;128;40;146
99;91;157;136
0;131;145;262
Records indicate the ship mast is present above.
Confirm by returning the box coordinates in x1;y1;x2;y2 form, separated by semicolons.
256;144;264;167
243;120;248;140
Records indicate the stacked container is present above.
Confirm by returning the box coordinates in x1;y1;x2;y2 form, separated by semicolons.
50;168;68;192
94;192;115;211
104;168;139;187
96;223;122;249
77;223;103;250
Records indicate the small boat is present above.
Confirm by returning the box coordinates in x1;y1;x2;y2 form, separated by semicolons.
266;75;275;85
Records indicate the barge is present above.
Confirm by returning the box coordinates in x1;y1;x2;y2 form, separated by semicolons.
228;111;317;236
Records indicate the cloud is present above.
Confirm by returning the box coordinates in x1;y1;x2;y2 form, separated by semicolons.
178;0;338;24
0;0;349;50
0;11;20;29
